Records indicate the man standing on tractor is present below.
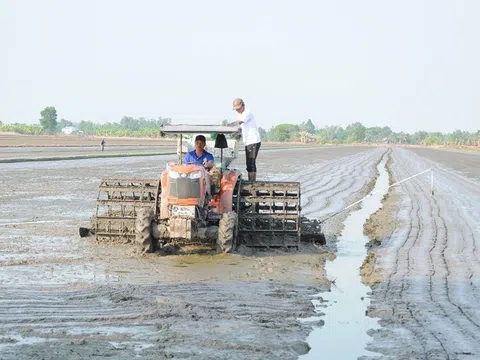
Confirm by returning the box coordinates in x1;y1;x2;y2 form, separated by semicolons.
233;97;261;181
183;134;214;170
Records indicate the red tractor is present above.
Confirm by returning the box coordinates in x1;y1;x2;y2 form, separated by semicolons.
85;124;324;253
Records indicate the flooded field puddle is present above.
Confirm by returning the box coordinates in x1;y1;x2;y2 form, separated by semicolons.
0;333;53;352
66;325;154;337
300;154;389;359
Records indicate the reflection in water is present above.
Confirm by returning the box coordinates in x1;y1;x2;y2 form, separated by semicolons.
300;154;389;359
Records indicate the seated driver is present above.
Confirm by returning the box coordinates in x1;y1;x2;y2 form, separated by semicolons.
183;134;214;170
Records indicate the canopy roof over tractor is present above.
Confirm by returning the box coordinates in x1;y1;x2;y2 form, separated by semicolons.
160;124;239;136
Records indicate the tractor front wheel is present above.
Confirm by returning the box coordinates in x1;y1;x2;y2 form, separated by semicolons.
217;211;237;253
135;207;155;252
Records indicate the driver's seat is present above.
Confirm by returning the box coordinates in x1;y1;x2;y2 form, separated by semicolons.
214;134;228;170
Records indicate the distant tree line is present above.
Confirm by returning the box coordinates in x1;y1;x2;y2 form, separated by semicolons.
0;121;44;135
0;106;172;137
56;116;172;137
0;107;478;146
262;119;480;146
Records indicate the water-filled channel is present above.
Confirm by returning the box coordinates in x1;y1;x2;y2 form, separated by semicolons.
300;154;389;359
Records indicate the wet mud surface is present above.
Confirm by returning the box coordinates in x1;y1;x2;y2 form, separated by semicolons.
0;134;174;147
0;282;322;360
2;142;478;359
0;145;384;359
0;145;176;161
0;134;348;162
361;147;480;359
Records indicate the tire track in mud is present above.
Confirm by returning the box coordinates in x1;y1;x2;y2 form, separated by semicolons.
435;170;480;267
431;193;480;331
446;197;479;295
304;162;371;216
264;148;385;236
285;147;382;193
402;152;480;335
280;149;375;212
430;176;480;332
371;151;437;354
423;177;478;352
299;148;386;217
302;153;375;209
366;147;480;358
405;166;466;353
377;155;435;355
435;169;480;315
392;149;477;353
293;150;371;188
401;156;457;355
0;282;322;359
389;161;441;355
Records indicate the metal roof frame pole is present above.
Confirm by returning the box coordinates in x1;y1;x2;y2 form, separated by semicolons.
179;134;183;163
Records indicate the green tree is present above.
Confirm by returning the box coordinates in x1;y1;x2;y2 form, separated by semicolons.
120;116;139;131
1;123;43;135
78;120;97;135
267;124;300;142
423;135;443;146
315;125;346;143
411;131;428;145
345;122;366;143
39;106;58;133
56;118;73;131
364;126;393;142
391;131;411;144
258;127;267;139
300;119;316;134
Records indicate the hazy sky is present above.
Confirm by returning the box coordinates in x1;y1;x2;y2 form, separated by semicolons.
1;0;479;133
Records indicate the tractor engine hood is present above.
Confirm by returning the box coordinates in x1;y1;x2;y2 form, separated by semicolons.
167;169;202;201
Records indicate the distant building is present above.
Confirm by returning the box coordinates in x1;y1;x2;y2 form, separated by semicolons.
61;126;84;135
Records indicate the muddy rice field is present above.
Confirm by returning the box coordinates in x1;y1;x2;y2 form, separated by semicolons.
0;137;479;359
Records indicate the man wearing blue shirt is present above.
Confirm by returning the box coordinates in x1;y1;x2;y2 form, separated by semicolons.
183;135;214;170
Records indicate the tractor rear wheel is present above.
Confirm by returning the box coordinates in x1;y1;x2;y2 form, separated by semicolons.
135;207;155;252
217;211;237;253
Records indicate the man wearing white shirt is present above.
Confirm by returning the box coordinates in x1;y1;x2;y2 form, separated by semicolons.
233;97;262;181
